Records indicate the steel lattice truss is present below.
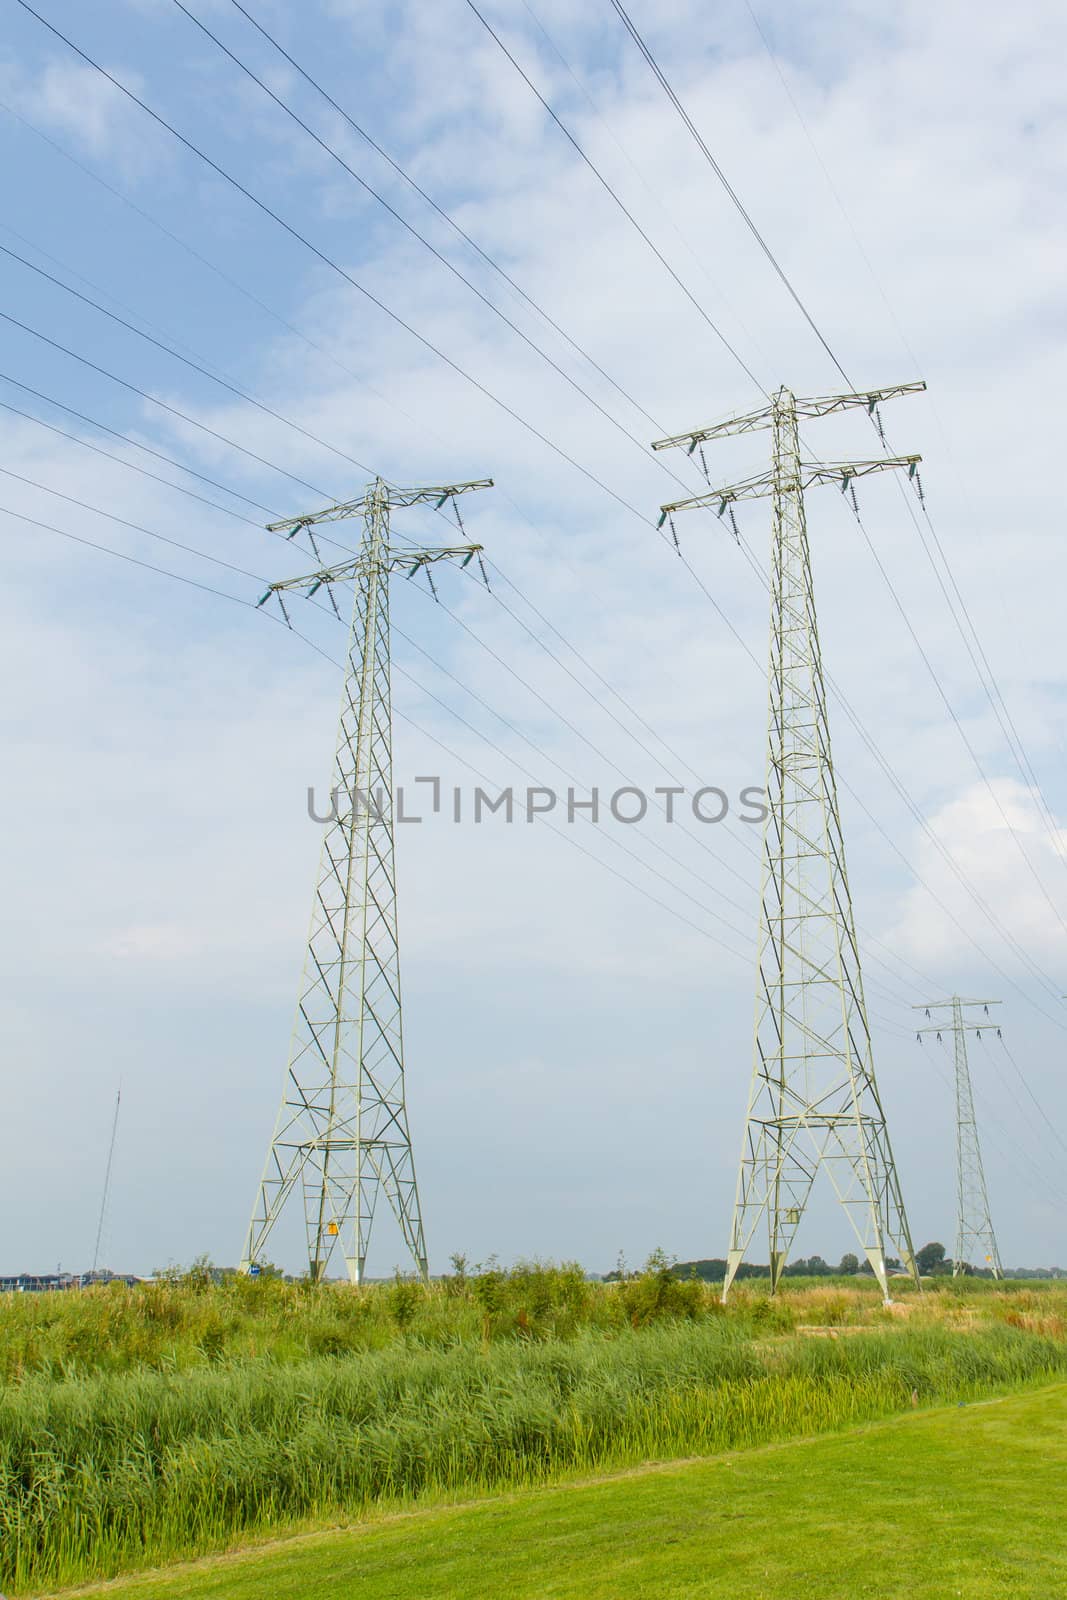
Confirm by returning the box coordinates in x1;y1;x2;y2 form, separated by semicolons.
242;477;491;1282
654;385;923;1303
917;998;1003;1278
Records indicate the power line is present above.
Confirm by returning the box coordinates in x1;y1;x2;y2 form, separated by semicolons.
0;474;758;977
11;361;1032;1028
5;31;755;572
516;0;772;375
608;0;1067;933
709;487;1065;1004
14;9;1062;1203
737;0;923;375
433;568;960;1018
3;372;749;918
728;523;1067;1017
459;0;764;391
272;2;1067;993
14;7;770;762
392;643;909;1034
173;0;768;537
0;468;267;580
172;0;679;470
0;92;436;458
736;4;1067;887
0;462;358;582
920;1037;1067;1219
391;653;758;958
0;503;261;608
0;458;965;1042
2;409;918;1016
837;487;1067;949
2;88;717;586
604;0;848;384
13;0;662;526
3;378;777;987
0;395;265;527
0;370;282;517
470;561;708;789
454;0;1067;1008
15;471;909;1022
0;240;383;483
0;307;338;501
219;0;681;439
391;699;755;970
997;1034;1067;1163
232;0;741;432
16;3;1065;1053
11;335;1057;1029
3;496;761;971
0;377;366;571
908;481;1067;900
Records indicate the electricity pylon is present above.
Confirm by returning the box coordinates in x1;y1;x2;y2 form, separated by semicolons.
653;383;925;1303
241;476;492;1284
915;998;1003;1278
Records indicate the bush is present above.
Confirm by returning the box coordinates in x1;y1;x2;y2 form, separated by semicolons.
618;1250;704;1327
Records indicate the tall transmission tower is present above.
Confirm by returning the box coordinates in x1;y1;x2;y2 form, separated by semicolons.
653;383;926;1303
915;998;1003;1278
241;476;492;1284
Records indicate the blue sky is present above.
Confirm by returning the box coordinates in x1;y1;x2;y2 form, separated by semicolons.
2;0;1066;1278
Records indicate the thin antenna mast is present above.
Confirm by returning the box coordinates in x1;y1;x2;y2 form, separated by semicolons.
92;1085;122;1276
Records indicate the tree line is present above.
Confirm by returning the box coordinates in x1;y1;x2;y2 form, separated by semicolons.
664;1243;1065;1282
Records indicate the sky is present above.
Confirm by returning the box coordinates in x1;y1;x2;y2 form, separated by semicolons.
1;0;1066;1279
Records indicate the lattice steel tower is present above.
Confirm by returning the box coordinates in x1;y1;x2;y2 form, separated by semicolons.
241;477;492;1283
653;384;925;1303
916;998;1003;1277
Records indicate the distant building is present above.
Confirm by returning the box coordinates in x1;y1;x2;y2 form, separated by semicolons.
0;1269;144;1293
0;1272;78;1293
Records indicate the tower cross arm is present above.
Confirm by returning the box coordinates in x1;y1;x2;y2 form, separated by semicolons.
651;381;925;453
385;478;494;509
792;381;926;420
914;996;1001;1036
658;455;921;524
652;402;779;451
915;1023;996;1036
913;1000;1002;1011
802;454;921;490
266;478;493;534
260;543;485;599
657;469;778;523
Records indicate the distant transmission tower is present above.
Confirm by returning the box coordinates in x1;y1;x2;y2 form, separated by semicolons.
653;383;926;1303
915;998;1003;1277
242;476;492;1284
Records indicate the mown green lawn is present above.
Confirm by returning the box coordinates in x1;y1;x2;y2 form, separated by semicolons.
52;1383;1067;1600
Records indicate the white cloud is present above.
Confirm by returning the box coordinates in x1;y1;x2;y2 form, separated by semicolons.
2;0;1067;1274
1;57;167;180
887;779;1067;969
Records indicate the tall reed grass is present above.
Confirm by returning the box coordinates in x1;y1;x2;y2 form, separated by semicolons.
2;1313;1064;1593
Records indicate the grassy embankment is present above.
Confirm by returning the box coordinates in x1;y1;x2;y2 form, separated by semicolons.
47;1382;1067;1600
2;1264;1065;1594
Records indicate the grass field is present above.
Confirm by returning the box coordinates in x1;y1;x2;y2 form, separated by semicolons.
46;1382;1067;1599
4;1268;1066;1594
